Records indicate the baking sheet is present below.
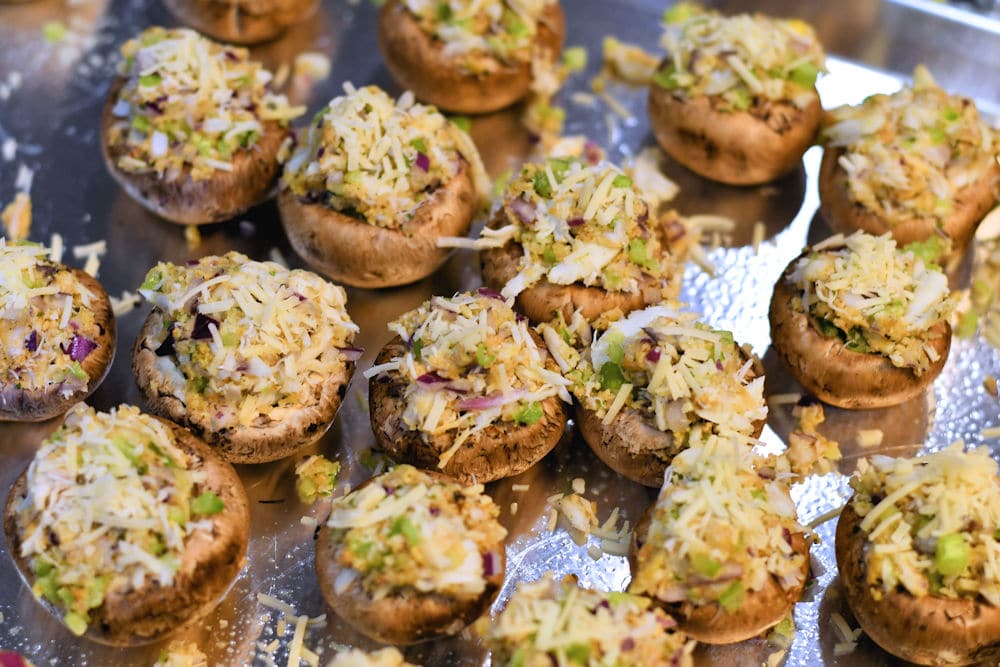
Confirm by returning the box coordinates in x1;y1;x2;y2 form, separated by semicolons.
1;0;999;665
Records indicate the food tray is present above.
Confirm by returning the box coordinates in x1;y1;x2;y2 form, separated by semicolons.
1;0;998;664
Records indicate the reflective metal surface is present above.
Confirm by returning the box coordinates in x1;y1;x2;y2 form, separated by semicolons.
1;1;999;665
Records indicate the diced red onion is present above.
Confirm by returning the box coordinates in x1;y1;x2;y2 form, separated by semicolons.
482;552;498;577
658;614;678;629
783;527;793;546
155;330;176;357
457;394;508;411
620;638;635;652
24;331;38;353
567;217;585;227
477;286;504;300
584;140;602;165
337;346;364;361
0;650;30;667
715;360;724;371
416;372;449;386
191;313;219;340
61;334;97;361
415;152;430;172
508;197;536;223
646;347;661;363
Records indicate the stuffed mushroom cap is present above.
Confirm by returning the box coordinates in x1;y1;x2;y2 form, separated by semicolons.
279;83;488;288
377;0;565;114
769;231;953;409
367;290;570;484
101;27;304;225
481;574;695;666
819;66;1000;255
557;305;767;487
132;252;358;463
3;404;249;644
315;465;507;645
629;434;811;644
648;4;826;185
478;159;684;325
0;240;115;422
835;444;1000;665
163;0;318;45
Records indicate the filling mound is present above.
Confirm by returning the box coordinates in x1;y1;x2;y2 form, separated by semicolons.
483;574;695;667
486;158;679;299
788;231;954;374
849;444;1000;605
569;305;767;454
366;290;570;466
107;27;303;180
283;83;479;228
822;66;997;229
324;465;506;599
15;404;225;635
0;240;102;395
655;3;825;111
630;434;808;608
402;0;556;70
138;252;358;429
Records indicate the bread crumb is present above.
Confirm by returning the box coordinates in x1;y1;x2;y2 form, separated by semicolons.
511;483;530;492
571;477;585;494
152;640;208;667
856;429;883;448
185;225;201;250
1;192;31;241
985;375;998;398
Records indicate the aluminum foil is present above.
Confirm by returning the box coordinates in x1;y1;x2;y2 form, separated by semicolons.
0;0;998;665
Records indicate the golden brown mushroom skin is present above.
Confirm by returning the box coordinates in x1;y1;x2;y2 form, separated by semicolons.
315;471;506;645
3;417;250;645
368;334;568;484
836;501;1000;666
278;157;478;289
768;259;951;410
630;504;810;645
163;0;318;45
818;146;1000;255
0;268;116;423
377;0;565;114
480;212;682;325
648;73;822;186
132;309;354;464
100;78;288;226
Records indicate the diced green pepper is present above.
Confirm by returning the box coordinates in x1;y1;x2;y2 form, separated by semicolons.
935;533;969;576
547;157;573;181
449;115;471;132
612;174;633;188
956;311;979;339
514;401;543;426
663;2;696;24
191;375;209;393
542;246;558;265
68;362;87;380
813;317;842;339
565;643;590;663
599;361;627;392
903;236;947;268
718;580;744;612
941;107;960;123
191;490;224;516
533;170;553;198
603;331;625;364
64;612;88;636
845;327;870;353
412;338;425;360
131;115;151;133
389;515;421;546
728;87;752;110
42;21;66;43
788;62;820;89
691;553;722;578
139;268;162;291
436;2;452;21
653;64;682;90
409;138;428;154
168;506;187;526
928;126;948;144
476;343;496;368
562;46;588;72
139;73;162;87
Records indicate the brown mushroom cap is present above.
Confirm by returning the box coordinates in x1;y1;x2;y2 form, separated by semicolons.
368;334;568;484
480;212;682;325
648;78;822;186
0;268;116;423
818;146;1000;255
315;471;506;645
162;0;317;45
278;157;478;289
3;416;250;645
836;501;1000;666
100;78;287;226
377;0;565;114
576;373;766;488
131;309;353;464
768;260;951;410
630;503;810;645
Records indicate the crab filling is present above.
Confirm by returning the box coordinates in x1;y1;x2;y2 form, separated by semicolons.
138;252;358;430
324;465;506;600
567;305;767;454
367;291;570;466
107;27;303;180
788;231;954;374
15;404;224;635
849;444;1000;605
630;434;808;608
282;84;474;228
655;3;825;111
822;66;997;229
483;574;695;667
0;240;101;396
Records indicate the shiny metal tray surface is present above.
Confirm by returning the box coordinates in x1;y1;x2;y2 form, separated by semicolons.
1;0;999;665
